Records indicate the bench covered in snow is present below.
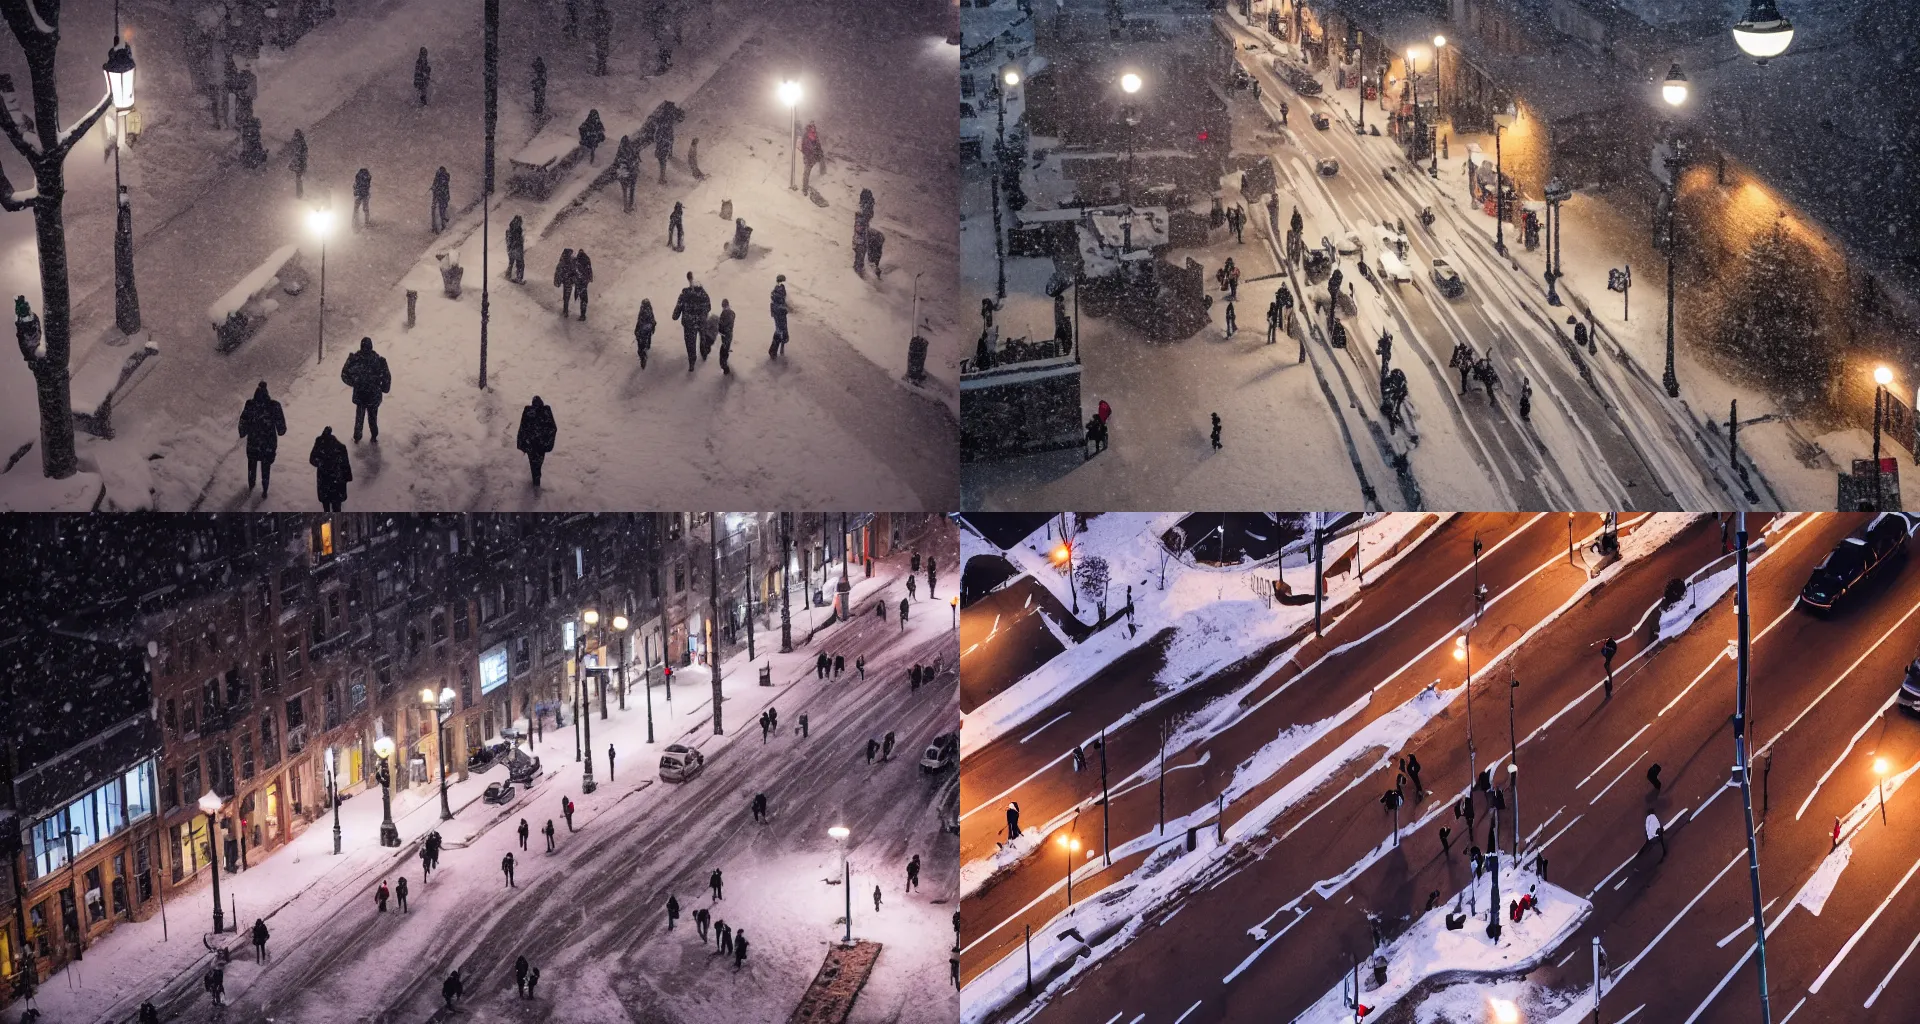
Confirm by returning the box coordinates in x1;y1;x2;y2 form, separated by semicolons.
209;243;301;351
507;127;584;200
70;337;161;439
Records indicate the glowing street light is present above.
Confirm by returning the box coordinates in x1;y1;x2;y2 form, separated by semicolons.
1661;63;1689;108
373;735;400;847
779;77;803;190
1875;757;1892;824
306;204;335;364
423;686;458;820
1732;0;1794;64
951;594;960;628
1872;365;1896;511
830;825;852;942
198;790;226;933
1058;834;1083;906
1490;997;1521;1023
325;746;341;854
1119;72;1143;203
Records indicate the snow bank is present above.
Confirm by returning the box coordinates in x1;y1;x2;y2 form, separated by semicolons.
206;245;299;326
1293;865;1588;1024
1657;564;1736;643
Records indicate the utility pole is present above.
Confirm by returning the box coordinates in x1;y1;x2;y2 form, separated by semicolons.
1313;513;1324;636
710;515;724;735
1158;720;1167;836
479;0;497;388
779;512;793;653
1099;728;1111;867
745;527;756;661
1733;512;1775;1023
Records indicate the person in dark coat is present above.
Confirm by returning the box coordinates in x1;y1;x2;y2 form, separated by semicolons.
429;165;451;233
530;56;547;117
395;875;409;912
699;311;719;363
867;228;885;280
554;248;577;316
441;970;462;1009
340;337;391;442
615;134;638;211
579;108;606;164
352;167;372;230
716;298;735;374
769;275;789;357
671;272;710;372
666;893;681;929
287;128;308;197
238;381;287;497
413;48;431;105
525;966;540;999
635;299;656;366
853;209;872;274
502;851;517;887
668;200;685;250
654;114;675;183
375;881;390;911
251;918;270;961
309;427;351;511
733;930;748;967
516;396;557;488
801;122;824;191
572;250;593;321
505;214;526;283
515;955;530;997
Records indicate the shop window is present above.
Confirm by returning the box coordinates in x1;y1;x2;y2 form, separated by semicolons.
202;679;219;724
350;671;368;710
226;667;245;706
27;814;69;880
311;520;334;556
182;757;201;805
454;601;470;639
29;903;49;957
84;866;106;924
261;713;280;768
285;635;303;677
164;698;177;734
240;733;255;781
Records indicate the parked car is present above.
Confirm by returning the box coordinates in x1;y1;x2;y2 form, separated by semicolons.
1430;259;1466;297
659;743;706;782
1800;513;1912;612
1311;111;1331;130
483;781;515;805
1377;249;1411;283
1333;231;1364;256
1317;158;1340;176
921;732;959;773
1899;658;1920;713
506;750;542;785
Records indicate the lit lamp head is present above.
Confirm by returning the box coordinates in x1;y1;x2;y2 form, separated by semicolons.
1121;72;1142;95
1875;366;1894;388
1875;757;1892;777
951;596;960;608
1057;835;1082;853
1052;545;1070;564
1433;34;1446;49
778;78;802;109
197;790;222;817
439;686;457;705
583;609;600;627
374;736;396;761
1490;997;1521;1024
420;687;436;706
1454;635;1468;661
613;614;629;632
1661;63;1689;107
1732;0;1794;63
306;205;334;241
1493;101;1517;128
103;37;136;111
1002;66;1022;89
829;825;850;841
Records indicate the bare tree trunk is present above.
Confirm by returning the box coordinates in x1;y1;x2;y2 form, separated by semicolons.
0;0;114;480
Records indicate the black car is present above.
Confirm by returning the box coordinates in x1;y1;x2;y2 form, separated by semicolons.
1899;658;1920;714
1800;514;1911;612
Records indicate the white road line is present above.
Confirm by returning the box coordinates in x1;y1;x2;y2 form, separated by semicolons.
1021;712;1072;744
1808;851;1920;993
1617;845;1745;983
1174;1000;1205;1024
1779;996;1808;1024
1615;1006;1646;1024
1794;694;1900;822
1588;752;1648;806
1103;1013;1123;1024
1863;915;1920;1007
1578;725;1650;790
1536;812;1583;857
1692;778;1737;821
1128;1015;1145;1024
1222;906;1311;984
1715;898;1778;948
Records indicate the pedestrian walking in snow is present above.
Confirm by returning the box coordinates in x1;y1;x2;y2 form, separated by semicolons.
634;299;657;366
308;427;351;511
340;337;391;443
1449;341;1475;395
1406;753;1424;796
1006;801;1021;840
518;818;530;851
695;907;710;942
699;310;718;362
798;712;809;738
287;129;307;197
394;876;409;912
951;956;961;989
668;200;685;250
1211;412;1223;450
502;853;516;887
419;842;433;879
911;664;922;690
1644;813;1666;860
816;651;829;679
516;956;530;998
411;47;432;104
429;166;451;233
654;113;676;183
752;792;768;822
1519;378;1533;422
929;558;938;596
607;743;616;780
514;396;556;488
907;854;921;891
376;880;390;911
1600;637;1618;698
563;796;576;831
801;121;825;191
615;135;638;211
867;229;886;279
204;964;225;1005
899;597;910;627
1647;763;1662;794
573;250;594;320
238;382;287;499
251;918;270;961
505;214;526;283
555;248;578;316
907;573;918;600
853;203;873;275
530;56;547;116
710;869;724;900
873;885;884;912
1477;356;1499;405
834;654;846;677
1224;300;1237;337
717;920;733;955
759;710;771;742
734;930;749;967
142;1000;160;1023
1439;824;1452;854
543;819;556;852
672;272;709;371
769;275;790;357
666;893;681;930
856;655;866;680
883;732;896;760
441;970;462;1009
579;109;606;164
717;298;736;373
351;167;372;230
525;966;540;999
687;137;701;178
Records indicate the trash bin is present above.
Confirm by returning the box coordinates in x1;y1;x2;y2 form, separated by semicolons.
907;334;929;384
1185;826;1197;852
1371;956;1387;986
437;253;463;299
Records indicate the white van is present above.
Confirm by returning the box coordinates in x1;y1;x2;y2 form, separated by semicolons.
920;732;959;773
659;744;706;782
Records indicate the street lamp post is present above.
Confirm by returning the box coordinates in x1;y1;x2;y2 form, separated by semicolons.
951;594;959;628
423;687;456;821
103;33;139;335
1660;64;1688;399
326;747;341;855
1731;513;1775;1024
374;736;399;847
198;791;225;933
1491;104;1515;256
614;613;630;711
1454;634;1475;781
829;825;851;943
1875;757;1891;824
1432;36;1446;118
1545;178;1570;306
1873;366;1893;511
780;78;802;191
1058;834;1082;906
306;205;334;364
581;609;601;793
1120;72;1142;203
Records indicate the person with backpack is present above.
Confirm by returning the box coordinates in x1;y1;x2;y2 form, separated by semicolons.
516;396;557;488
352;167;373;230
238;381;287;498
504;214;526;283
672;272;711;372
769;275;790;357
339;337;391;443
572;249;593;321
634;299;656;366
554;248;578;316
801;121;825;191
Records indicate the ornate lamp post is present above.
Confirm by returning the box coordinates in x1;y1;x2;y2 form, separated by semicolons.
830;825;852;942
1120;72;1143;203
1491;104;1515;256
103;33;139;335
1058;834;1082;906
374;736;400;847
1454;633;1475;780
779;77;802;190
1732;0;1794;64
1660;64;1688;398
306;204;334;364
580;609;600;793
1873;366;1894;512
326;746;342;854
422;687;457;820
198;790;226;933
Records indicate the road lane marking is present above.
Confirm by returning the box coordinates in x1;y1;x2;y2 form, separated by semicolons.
1616;845;1745;982
1794;694;1900;822
1808;851;1920;993
1223;905;1311;984
1174;999;1205;1024
1715;898;1778;948
1588;752;1647;806
1578;725;1650;790
1863;914;1920;1007
1021;712;1072;744
1779;996;1808;1024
